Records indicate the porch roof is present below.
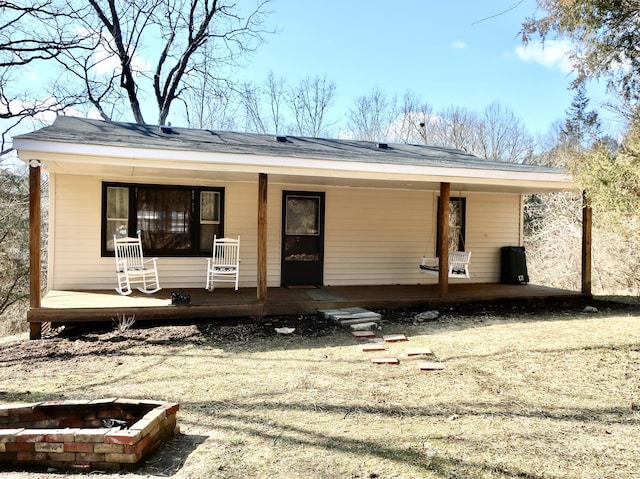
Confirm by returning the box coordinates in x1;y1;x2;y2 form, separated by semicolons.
14;116;574;194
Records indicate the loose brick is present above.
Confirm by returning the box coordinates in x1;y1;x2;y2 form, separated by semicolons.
371;357;400;365
16;451;48;462
45;428;80;443
137;400;166;407
361;344;386;352
105;452;140;464
383;333;408;342
0;428;25;442
75;451;105;462
89;398;117;405
61;399;91;406
75;428;111;443
5;403;38;415
418;361;446;371
160;403;180;415
6;442;35;452
406;347;433;357
93;442;124;454
38;401;64;408
142;408;166;422
64;442;94;453
124;433;151;455
46;451;76;462
352;330;376;339
104;429;141;445
130;418;157;437
35;442;64;453
16;429;50;442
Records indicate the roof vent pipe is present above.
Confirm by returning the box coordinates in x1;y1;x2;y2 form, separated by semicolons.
276;135;287;143
159;124;172;134
377;143;388;149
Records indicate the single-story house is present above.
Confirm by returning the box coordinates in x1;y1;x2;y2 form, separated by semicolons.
14;116;590;339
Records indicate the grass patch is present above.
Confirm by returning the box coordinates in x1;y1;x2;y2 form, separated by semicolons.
0;306;639;478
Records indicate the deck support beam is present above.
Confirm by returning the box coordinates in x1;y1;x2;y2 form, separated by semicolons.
437;182;450;297
257;173;268;303
29;162;42;340
581;190;592;295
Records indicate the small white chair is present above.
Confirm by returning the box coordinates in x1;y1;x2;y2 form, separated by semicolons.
114;234;161;295
206;236;240;292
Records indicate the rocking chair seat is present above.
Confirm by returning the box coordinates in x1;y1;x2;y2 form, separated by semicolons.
206;236;240;291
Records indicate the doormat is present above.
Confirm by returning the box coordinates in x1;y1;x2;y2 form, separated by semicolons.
286;285;317;289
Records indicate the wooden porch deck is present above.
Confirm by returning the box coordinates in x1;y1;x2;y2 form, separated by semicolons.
30;283;587;325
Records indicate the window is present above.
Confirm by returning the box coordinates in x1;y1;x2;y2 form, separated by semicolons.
102;182;224;256
436;196;466;253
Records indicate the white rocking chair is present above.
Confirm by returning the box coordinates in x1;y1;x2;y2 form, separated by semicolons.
419;251;471;279
206;236;240;292
114;234;161;295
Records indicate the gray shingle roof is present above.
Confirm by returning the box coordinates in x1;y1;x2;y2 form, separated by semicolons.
17;116;561;174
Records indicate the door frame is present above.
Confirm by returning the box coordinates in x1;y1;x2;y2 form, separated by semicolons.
280;190;325;287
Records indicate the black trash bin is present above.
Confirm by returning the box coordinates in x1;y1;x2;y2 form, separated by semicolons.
500;246;529;284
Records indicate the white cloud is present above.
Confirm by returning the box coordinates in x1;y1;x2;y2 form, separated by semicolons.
514;39;574;74
75;28;151;76
451;41;467;50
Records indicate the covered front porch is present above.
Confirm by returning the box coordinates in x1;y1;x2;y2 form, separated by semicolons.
29;283;587;328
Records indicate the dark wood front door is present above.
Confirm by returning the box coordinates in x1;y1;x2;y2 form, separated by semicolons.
281;191;325;287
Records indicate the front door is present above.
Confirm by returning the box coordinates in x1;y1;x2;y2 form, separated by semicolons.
281;191;325;287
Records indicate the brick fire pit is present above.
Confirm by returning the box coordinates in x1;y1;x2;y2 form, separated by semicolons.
0;398;179;472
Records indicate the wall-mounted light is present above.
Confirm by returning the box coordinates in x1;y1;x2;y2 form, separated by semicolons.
29;160;47;169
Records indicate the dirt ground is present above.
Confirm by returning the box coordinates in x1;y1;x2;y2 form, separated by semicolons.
0;296;635;364
0;296;638;477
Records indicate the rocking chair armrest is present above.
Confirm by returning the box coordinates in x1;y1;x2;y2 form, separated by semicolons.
143;257;159;266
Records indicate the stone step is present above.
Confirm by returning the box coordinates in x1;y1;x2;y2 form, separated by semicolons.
318;307;382;326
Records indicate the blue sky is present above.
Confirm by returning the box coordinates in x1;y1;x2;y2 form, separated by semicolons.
9;0;610;145
236;0;599;136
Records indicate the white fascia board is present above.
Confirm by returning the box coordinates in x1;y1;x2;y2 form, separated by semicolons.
15;138;574;189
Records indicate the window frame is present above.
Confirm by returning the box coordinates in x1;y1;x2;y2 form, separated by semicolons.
101;182;224;257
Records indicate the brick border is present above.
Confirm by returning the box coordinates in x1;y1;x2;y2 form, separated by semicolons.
0;398;179;471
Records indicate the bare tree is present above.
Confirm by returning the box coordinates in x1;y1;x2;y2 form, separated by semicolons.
264;70;285;134
475;102;534;163
347;88;396;142
435;105;480;153
392;91;437;144
0;1;87;149
45;0;271;125
287;75;336;137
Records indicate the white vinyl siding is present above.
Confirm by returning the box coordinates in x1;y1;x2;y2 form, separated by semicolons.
48;174;523;290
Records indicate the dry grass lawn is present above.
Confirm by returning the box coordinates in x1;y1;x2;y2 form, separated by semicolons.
0;304;639;478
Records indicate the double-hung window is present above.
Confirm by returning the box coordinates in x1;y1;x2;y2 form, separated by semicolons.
102;182;224;256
